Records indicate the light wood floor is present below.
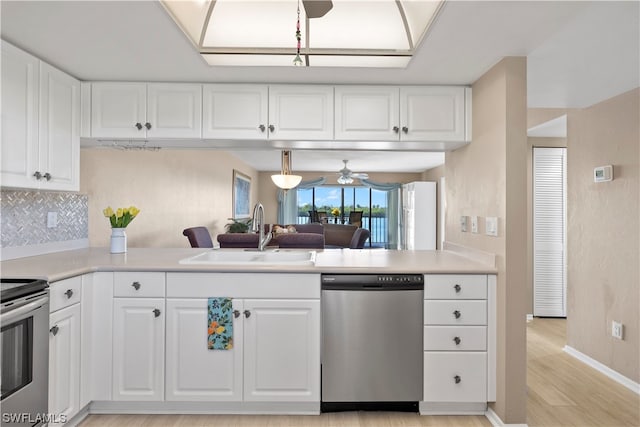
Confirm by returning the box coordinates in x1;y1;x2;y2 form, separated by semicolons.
80;319;638;427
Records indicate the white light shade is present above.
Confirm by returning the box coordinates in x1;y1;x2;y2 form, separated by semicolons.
271;174;303;189
160;0;445;68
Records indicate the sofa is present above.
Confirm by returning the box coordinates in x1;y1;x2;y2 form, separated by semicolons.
322;223;358;248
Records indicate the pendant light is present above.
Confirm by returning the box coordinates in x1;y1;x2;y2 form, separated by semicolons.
293;0;304;66
271;150;302;190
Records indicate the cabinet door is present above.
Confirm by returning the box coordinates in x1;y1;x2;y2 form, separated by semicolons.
91;83;146;138
1;41;40;188
166;299;243;401
400;86;466;141
49;304;81;426
39;62;80;191
147;83;202;138
112;298;164;401
335;86;399;141
268;85;333;140
243;299;320;401
203;84;268;140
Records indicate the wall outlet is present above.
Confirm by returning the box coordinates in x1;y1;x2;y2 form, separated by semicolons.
471;216;478;233
47;211;58;228
485;217;498;236
612;321;624;340
460;216;468;232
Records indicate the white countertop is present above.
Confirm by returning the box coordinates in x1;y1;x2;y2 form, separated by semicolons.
0;247;496;282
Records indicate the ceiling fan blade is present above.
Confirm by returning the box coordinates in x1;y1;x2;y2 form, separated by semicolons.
302;0;333;18
351;173;369;179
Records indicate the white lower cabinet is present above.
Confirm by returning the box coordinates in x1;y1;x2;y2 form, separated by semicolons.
49;303;81;426
165;297;320;403
112;298;165;401
423;352;487;402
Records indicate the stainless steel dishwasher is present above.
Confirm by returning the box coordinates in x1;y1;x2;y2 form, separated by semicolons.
321;274;423;412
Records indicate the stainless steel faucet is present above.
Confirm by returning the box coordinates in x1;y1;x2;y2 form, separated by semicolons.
251;202;272;251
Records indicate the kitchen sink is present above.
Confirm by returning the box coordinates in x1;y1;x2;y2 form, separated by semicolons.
179;249;316;265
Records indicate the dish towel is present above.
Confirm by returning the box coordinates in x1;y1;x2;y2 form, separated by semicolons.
207;297;234;350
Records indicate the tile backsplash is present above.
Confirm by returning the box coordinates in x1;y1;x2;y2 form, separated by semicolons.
1;190;88;248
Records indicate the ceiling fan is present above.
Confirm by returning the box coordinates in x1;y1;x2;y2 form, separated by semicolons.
337;160;369;184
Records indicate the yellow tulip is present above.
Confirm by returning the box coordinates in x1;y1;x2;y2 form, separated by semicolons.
129;206;140;217
116;208;123;218
123;207;129;215
103;207;114;217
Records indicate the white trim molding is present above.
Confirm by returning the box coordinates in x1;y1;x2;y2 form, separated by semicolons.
485;407;529;427
564;345;640;395
0;238;89;261
526;314;533;322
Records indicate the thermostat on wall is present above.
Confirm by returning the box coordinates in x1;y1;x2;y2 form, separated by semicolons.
594;165;613;183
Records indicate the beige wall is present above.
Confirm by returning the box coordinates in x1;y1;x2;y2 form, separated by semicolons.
527;108;567;129
445;57;528;423
566;88;639;382
422;165;445;249
80;149;258;248
257;171;423;224
526;136;567;314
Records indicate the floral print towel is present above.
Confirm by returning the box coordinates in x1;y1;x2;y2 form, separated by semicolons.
207;297;233;350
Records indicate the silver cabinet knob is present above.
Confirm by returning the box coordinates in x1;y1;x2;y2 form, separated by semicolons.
43;172;52;181
453;336;461;345
402;126;408;134
64;289;74;299
33;171;43;180
268;124;275;132
135;122;143;130
453;310;461;319
243;310;251;318
50;325;59;336
454;375;461;384
153;308;161;318
233;310;241;318
131;281;141;291
258;124;266;132
145;122;152;130
454;284;461;293
392;126;399;133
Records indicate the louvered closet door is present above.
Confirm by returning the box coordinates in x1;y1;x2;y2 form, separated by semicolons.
533;147;567;317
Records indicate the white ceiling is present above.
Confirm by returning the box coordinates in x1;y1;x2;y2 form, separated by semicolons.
1;0;637;172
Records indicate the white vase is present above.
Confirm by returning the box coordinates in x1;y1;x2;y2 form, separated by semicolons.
110;228;127;253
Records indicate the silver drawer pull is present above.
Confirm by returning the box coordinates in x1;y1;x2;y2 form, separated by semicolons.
454;284;461;293
454;375;461;384
453;310;461;319
233;310;241;318
64;289;74;299
453;336;461;345
50;325;59;336
243;310;251;318
132;281;141;290
153;308;161;318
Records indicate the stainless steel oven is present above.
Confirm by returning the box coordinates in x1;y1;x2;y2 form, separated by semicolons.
1;279;49;427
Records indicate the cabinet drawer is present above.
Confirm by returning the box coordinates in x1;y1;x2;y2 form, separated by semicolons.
50;276;82;312
425;275;486;299
114;272;165;297
424;300;486;325
424;326;486;351
424;352;487;402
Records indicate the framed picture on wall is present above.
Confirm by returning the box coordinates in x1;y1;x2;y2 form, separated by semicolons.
233;170;251;219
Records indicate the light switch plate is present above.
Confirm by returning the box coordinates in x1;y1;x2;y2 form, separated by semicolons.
471;216;478;233
47;211;58;228
485;217;498;236
460;216;468;232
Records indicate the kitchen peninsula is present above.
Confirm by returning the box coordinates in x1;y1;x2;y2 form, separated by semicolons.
1;247;496;426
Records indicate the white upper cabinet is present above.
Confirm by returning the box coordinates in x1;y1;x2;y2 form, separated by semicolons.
336;85;470;142
335;86;400;141
268;85;334;140
1;41;80;191
400;86;469;142
91;83;202;139
203;84;268;140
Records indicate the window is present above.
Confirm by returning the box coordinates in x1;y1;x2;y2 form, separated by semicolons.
296;186;388;248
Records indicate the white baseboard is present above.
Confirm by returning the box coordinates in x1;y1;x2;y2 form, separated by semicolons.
563;345;640;395
526;314;533;322
485;407;529;427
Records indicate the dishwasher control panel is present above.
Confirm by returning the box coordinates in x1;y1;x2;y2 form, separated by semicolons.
321;274;424;290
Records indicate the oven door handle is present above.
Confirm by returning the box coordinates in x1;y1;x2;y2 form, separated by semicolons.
0;295;49;324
